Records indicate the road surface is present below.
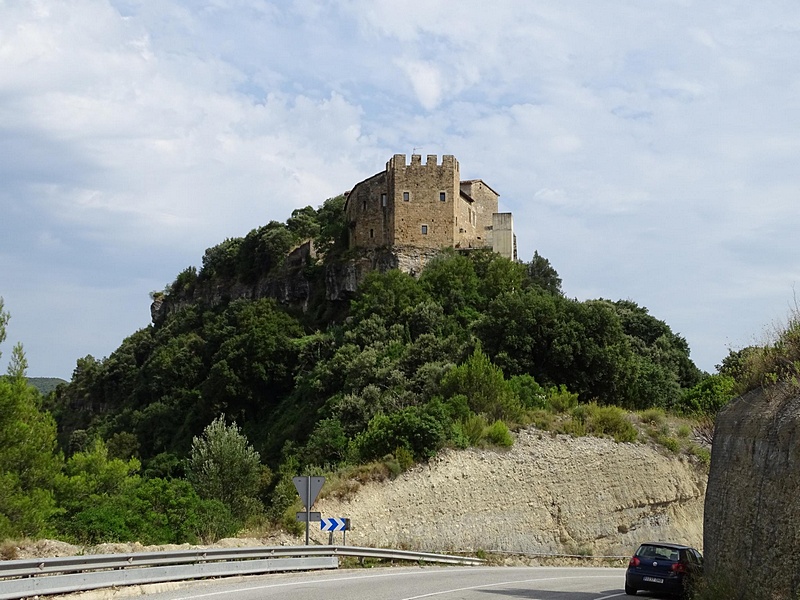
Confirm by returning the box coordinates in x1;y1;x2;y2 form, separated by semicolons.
131;566;636;600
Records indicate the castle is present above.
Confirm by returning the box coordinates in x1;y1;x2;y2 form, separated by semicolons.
344;154;515;260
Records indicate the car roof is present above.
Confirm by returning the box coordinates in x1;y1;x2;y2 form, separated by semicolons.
638;541;695;550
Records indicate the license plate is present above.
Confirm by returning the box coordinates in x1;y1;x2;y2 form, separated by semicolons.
643;576;664;584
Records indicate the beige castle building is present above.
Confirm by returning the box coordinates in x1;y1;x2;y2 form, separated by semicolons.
344;154;515;260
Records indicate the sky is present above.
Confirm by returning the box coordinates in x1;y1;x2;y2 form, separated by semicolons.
2;0;800;380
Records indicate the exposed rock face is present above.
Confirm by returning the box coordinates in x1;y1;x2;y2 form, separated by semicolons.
325;246;441;301
313;429;707;557
152;246;444;322
704;386;800;600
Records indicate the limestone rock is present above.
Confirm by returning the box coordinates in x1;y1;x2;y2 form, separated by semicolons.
704;385;800;599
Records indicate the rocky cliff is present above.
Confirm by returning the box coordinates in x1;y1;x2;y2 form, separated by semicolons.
704;385;800;600
312;428;707;557
151;246;442;324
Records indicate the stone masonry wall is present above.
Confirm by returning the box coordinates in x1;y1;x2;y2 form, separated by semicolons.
346;155;504;255
345;171;391;250
460;179;498;249
389;154;460;249
704;385;800;599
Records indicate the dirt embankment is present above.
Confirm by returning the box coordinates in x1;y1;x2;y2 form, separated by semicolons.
312;428;707;557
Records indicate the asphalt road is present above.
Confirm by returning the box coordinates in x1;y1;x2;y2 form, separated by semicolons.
134;566;636;600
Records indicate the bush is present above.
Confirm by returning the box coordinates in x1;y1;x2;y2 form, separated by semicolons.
354;407;446;462
587;405;638;443
59;477;238;545
638;407;666;426
484;421;514;447
507;374;547;410
546;385;578;413
457;413;488;446
677;374;736;416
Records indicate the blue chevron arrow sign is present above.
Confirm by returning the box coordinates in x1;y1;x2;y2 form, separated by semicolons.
320;517;349;532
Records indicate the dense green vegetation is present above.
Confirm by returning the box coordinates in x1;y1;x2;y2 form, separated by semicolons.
0;195;743;544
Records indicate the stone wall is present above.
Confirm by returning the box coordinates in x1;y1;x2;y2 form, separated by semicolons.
389;154;460;249
345;171;391;250
346;155;507;256
460;179;498;248
704;385;800;599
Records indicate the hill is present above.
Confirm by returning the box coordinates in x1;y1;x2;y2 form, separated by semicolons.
27;377;66;395
32;196;723;547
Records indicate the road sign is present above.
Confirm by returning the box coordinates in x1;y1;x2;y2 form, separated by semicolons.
293;476;325;509
321;517;349;532
296;512;321;522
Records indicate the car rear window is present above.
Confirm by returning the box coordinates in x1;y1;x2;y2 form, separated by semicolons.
636;545;680;561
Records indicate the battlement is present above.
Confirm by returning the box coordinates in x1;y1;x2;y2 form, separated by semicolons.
387;154;459;172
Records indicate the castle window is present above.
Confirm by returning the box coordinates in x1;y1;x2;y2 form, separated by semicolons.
403;191;410;202
440;191;446;202
362;200;367;210
381;193;387;207
370;228;374;238
421;224;428;235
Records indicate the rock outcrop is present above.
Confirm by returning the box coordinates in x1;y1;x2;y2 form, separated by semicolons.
151;246;442;323
704;385;800;600
313;428;707;557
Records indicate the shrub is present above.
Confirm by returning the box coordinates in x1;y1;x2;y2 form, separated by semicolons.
677;375;736;416
507;374;547;410
484;421;514;447
587;405;638;443
687;444;711;465
638;407;666;426
354;407;446;462
458;413;488;446
546;385;578;413
658;436;680;453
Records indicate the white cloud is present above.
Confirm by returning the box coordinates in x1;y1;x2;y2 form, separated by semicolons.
3;0;800;378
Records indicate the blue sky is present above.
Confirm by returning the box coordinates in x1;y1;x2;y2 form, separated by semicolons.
2;0;800;380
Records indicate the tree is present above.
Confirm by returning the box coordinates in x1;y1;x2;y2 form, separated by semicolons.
314;195;348;257
440;348;522;421
186;416;262;522
526;251;563;295
0;298;62;539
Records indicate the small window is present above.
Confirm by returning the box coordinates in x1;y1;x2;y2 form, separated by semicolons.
381;193;387;207
362;200;367;210
403;191;410;202
421;225;428;235
440;191;446;202
369;229;374;238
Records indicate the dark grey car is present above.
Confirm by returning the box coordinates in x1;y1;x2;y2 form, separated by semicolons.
625;541;703;597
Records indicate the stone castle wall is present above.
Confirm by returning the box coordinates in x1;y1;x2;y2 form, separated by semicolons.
346;154;509;257
389;154;460;249
460;179;498;249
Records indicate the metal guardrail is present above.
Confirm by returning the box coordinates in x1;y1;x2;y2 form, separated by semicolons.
0;545;484;600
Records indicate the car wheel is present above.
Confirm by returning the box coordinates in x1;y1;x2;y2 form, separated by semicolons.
624;582;637;595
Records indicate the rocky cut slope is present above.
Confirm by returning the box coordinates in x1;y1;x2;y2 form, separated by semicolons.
313;428;707;557
704;385;800;600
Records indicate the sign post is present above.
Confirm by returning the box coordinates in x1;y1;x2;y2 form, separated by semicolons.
293;476;325;546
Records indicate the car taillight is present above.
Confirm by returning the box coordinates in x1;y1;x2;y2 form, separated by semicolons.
629;556;640;567
672;562;687;574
